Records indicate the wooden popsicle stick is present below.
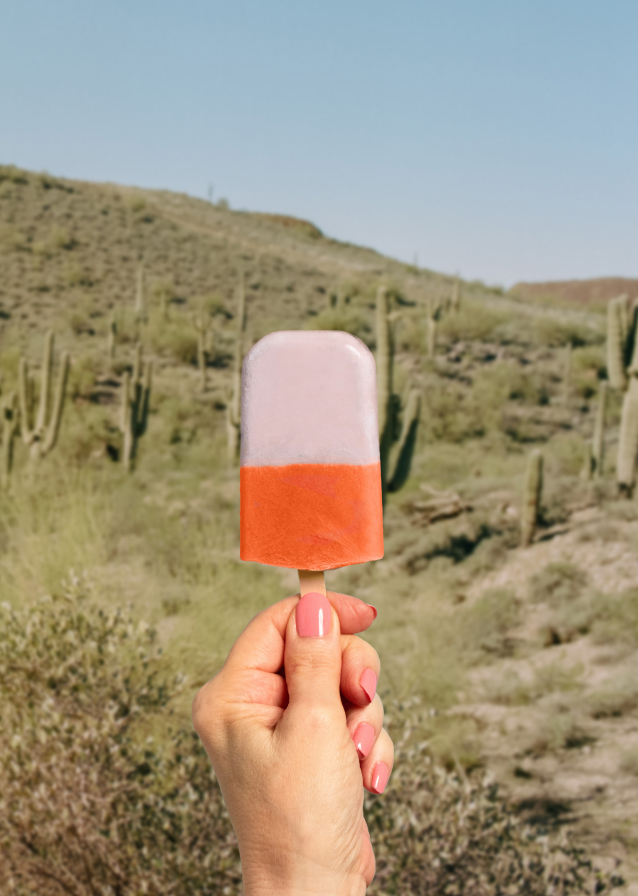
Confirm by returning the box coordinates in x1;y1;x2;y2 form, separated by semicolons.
298;569;326;596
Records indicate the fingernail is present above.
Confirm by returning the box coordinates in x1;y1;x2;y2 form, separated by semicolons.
366;604;378;620
297;592;331;638
353;723;375;759
371;761;389;794
360;668;377;703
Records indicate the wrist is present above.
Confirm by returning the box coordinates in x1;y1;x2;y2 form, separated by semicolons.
242;860;366;896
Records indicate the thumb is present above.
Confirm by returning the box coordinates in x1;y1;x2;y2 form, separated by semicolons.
283;592;343;711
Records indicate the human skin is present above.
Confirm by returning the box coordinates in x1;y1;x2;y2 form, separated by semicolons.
192;590;394;896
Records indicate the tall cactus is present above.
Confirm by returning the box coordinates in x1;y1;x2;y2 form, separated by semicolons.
194;311;212;393
450;275;461;313
607;295;638;495
521;449;543;547
134;264;146;321
592;381;608;478
617;378;638;496
18;331;70;460
120;343;152;472
607;295;630;390
1;392;18;488
107;313;117;367
562;343;572;404
426;298;443;359
227;272;247;461
376;286;421;508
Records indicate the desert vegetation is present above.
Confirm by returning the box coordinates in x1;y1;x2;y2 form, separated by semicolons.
0;163;636;891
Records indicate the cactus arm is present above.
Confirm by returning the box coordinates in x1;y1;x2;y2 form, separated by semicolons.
18;358;35;445
617;377;638;496
607;297;629;390
41;352;70;457
35;330;54;436
521;450;543;547
387;390;420;493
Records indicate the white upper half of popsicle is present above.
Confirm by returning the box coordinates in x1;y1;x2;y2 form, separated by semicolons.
240;330;380;467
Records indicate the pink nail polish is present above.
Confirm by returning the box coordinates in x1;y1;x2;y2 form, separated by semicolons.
360;668;377;703
353;723;375;759
371;761;389;794
297;592;331;638
366;604;378;620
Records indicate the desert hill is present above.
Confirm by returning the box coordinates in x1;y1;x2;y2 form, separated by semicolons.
510;277;638;309
0;163;637;891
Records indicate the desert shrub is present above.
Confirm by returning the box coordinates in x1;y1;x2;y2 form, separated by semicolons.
68;352;99;400
587;670;638;718
571;346;606;398
528;562;588;607
536;581;638;649
438;303;510;343
367;699;621;894
531;317;603;349
305;306;371;345
620;749;638;776
0;580;620;895
149;315;199;365
421;383;486;443
0;576;242;895
459;587;520;660
473;361;550;409
589;588;638;647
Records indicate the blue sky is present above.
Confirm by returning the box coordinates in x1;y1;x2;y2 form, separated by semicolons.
2;0;636;285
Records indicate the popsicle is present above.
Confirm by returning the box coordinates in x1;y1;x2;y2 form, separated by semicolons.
240;330;384;594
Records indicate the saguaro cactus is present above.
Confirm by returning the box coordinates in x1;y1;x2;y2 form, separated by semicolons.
1;392;18;488
607;295;630;390
450;275;461;313
592;381;608;478
521;449;543;547
134;264;146;321
18;331;70;460
607;295;638;495
227;273;247;461
562;343;572;404
120;344;152;472
194;312;212;393
107;313;117;366
376;286;421;508
426;298;443;359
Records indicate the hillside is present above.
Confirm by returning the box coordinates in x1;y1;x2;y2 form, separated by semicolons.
510;277;638;310
0;163;637;892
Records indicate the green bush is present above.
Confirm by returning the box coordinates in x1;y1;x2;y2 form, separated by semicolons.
0;581;620;895
438;304;510;343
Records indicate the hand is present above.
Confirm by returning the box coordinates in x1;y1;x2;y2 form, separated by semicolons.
192;590;393;896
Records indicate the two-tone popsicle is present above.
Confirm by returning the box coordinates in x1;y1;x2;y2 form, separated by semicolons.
239;330;384;595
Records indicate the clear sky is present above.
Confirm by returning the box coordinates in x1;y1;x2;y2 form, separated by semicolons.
2;0;636;286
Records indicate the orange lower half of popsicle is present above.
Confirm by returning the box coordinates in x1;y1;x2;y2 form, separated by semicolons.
240;461;384;570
